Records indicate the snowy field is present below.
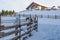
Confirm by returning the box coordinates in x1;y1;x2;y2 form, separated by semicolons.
0;10;60;40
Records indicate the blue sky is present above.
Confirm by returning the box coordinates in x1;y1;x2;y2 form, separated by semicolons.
0;0;60;12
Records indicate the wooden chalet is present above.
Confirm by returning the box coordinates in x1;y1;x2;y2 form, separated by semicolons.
26;2;47;10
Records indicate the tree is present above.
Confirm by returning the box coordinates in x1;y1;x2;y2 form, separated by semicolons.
12;10;15;15
5;10;9;15
9;11;12;15
1;10;5;15
1;10;15;15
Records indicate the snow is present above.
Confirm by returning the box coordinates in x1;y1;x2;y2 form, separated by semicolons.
38;18;60;25
28;24;60;40
0;10;60;40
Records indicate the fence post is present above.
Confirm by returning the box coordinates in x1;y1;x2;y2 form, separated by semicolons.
41;15;43;18
36;15;38;31
0;13;2;31
48;15;49;18
29;14;32;37
15;14;21;40
15;15;19;40
36;15;38;32
34;15;38;32
19;14;21;40
27;14;32;37
0;13;1;26
55;15;57;19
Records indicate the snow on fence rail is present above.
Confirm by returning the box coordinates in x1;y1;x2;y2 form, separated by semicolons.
0;14;38;40
1;19;27;23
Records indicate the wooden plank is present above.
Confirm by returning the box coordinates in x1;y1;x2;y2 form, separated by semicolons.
0;25;5;30
0;13;1;26
20;22;33;26
15;25;18;40
27;24;37;30
0;25;18;30
0;30;21;38
0;32;4;38
34;20;38;23
15;25;19;36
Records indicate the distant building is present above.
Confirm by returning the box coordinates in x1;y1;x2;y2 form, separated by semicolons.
26;2;47;10
46;6;60;10
58;6;60;9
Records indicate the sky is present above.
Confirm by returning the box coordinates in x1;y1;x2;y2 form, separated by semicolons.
0;0;60;12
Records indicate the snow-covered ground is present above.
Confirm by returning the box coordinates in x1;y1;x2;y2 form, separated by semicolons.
0;10;60;40
28;24;60;40
27;18;60;40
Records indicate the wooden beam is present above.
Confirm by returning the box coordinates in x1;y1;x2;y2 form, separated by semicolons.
0;30;21;38
0;13;1;26
0;25;18;30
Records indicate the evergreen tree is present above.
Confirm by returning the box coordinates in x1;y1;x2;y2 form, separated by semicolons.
0;10;15;15
1;10;5;15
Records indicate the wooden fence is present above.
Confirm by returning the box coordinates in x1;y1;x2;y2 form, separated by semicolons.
20;14;60;19
38;15;60;19
0;14;38;40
